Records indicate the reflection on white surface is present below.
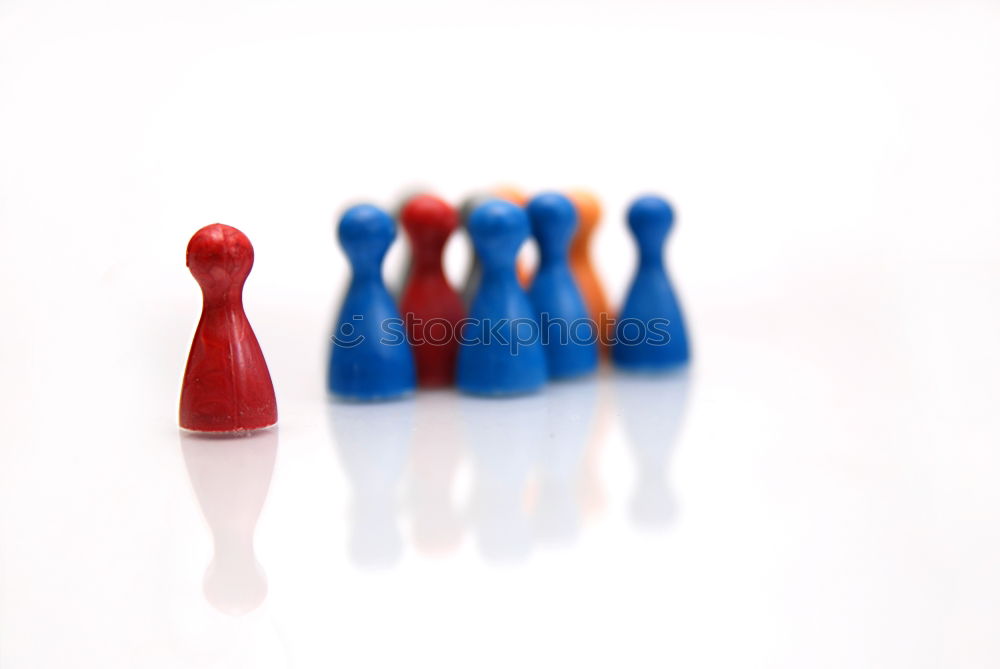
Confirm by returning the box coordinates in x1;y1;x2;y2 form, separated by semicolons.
460;392;547;562
325;371;691;565
615;370;692;528
407;391;466;555
327;399;414;568
532;379;598;546
180;428;278;616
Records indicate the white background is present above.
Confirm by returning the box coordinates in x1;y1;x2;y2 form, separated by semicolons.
1;0;999;667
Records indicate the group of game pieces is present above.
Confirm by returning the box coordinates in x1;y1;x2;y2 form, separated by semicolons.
178;189;689;433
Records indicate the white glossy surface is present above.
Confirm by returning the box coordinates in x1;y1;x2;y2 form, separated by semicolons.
2;1;1000;667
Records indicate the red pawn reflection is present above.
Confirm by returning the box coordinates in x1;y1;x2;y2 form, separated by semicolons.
399;195;465;387
180;224;277;432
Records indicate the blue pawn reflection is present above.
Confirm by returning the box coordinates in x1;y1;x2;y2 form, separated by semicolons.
459;393;546;562
329;204;416;401
328;400;414;568
613;195;690;371
533;379;597;546
614;370;691;528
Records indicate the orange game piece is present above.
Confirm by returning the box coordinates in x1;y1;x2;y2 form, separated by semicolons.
567;190;614;351
492;185;528;207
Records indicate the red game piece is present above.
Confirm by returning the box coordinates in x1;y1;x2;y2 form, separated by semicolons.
399;195;465;387
180;224;277;432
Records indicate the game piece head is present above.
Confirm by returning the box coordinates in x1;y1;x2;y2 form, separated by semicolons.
338;204;396;269
627;195;675;253
459;192;494;226
526;192;578;255
390;183;435;217
400;194;458;244
568;190;602;238
186;224;254;295
467;199;530;269
492;185;529;207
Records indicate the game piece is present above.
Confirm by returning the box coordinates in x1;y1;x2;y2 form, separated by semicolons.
460;186;530;302
458;191;495;305
568;189;614;351
494;186;535;287
399;194;465;387
456;199;547;395
493;184;528;206
328;204;416;400
526;192;598;379
181;428;277;614
180;224;277;432
612;195;690;371
391;183;435;297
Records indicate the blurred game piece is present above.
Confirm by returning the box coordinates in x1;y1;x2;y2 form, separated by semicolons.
612;195;690;371
457;199;547;395
328;204;416;400
460;186;530;303
458;191;495;305
568;189;614;351
180;224;277;433
492;184;528;206
526;192;598;379
181;428;277;615
399;194;465;387
494;186;535;288
391;182;435;297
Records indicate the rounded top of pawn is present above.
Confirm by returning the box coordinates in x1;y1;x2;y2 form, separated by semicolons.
459;187;526;226
492;184;528;206
627;195;675;250
459;192;493;226
467;198;530;267
338;203;395;267
567;189;602;237
400;194;458;241
186;223;254;291
526;192;578;255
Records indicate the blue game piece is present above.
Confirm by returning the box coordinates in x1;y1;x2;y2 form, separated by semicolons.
328;204;416;400
526;192;598;379
456;199;547;396
458;191;494;305
612;195;690;371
